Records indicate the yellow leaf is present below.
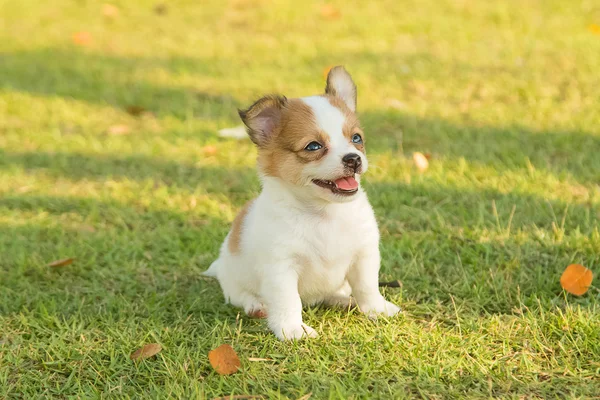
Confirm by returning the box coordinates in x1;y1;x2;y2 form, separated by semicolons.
588;24;600;35
560;264;593;296
47;258;75;268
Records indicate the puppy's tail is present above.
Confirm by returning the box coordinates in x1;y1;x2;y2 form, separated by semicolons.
202;260;220;278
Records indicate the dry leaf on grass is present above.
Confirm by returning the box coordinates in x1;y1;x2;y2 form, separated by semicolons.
107;124;130;135
413;152;429;172
72;32;92;46
320;4;341;19
209;344;241;375
154;3;168;15
560;264;593;296
130;343;162;361
125;105;147;116
47;258;75;268
202;145;218;156
102;4;120;18
589;24;600;35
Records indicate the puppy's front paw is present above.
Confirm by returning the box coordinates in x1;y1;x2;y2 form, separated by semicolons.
360;299;401;320
273;323;318;341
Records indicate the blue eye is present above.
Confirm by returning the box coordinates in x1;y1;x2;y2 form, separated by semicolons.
352;133;363;144
305;141;323;151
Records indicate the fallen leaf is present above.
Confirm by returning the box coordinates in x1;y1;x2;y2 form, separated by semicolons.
209;344;241;375
202;145;218;156
297;394;312;400
125;105;147;116
154;3;168;15
102;3;120;18
413;152;429;172
72;31;92;46
320;4;341;19
248;357;272;362
107;124;130;135
560;264;593;296
589;23;600;35
218;125;247;139
47;258;75;268
130;343;162;361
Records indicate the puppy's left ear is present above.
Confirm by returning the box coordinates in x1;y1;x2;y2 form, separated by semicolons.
325;66;357;112
238;95;287;147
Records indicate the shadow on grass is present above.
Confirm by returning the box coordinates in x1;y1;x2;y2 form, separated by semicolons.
361;110;600;185
0;195;232;321
0;150;259;205
0;48;240;119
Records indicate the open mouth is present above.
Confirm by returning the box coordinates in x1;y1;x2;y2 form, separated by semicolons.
312;175;359;196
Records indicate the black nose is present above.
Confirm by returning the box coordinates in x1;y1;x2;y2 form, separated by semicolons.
342;153;362;171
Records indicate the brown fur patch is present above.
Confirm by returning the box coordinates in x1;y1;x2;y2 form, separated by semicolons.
259;99;329;182
228;200;254;254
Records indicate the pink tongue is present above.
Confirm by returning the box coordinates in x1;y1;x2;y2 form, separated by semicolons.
334;176;358;191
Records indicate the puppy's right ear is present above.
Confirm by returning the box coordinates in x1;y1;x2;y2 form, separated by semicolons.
238;95;287;147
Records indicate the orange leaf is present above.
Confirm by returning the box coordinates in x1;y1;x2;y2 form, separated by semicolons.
102;4;120;18
72;31;92;46
47;258;75;268
107;124;130;135
560;264;593;296
130;343;162;361
320;4;341;19
588;24;600;35
202;145;218;156
209;344;241;375
413;152;429;172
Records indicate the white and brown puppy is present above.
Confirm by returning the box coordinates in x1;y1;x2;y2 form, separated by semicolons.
204;66;400;340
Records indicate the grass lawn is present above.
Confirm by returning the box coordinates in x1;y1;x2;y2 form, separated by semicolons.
1;0;600;398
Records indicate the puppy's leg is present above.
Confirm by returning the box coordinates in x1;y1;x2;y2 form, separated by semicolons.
348;248;400;318
261;267;317;340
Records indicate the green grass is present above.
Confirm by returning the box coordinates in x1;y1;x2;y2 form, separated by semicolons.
1;0;600;398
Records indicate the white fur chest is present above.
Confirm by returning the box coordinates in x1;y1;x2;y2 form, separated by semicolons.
281;193;379;303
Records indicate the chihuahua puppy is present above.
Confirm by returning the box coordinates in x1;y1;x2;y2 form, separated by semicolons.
204;66;400;340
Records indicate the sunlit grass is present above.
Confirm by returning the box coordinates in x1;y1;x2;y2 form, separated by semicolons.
1;0;599;398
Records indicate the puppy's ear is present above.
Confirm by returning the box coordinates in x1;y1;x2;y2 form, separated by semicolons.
238;95;287;147
325;66;357;112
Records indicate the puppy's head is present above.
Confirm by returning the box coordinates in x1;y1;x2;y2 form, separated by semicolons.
239;66;367;203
